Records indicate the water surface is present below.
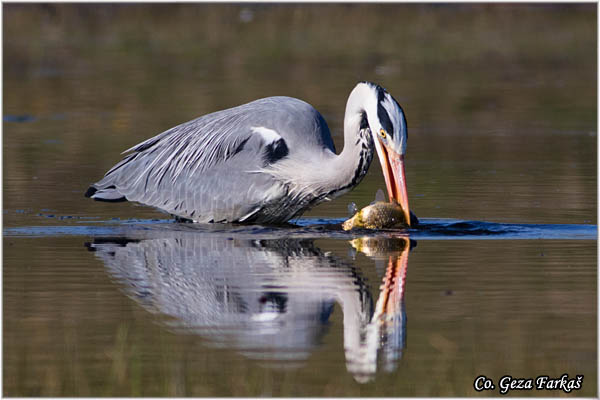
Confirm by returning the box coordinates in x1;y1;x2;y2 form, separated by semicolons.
4;218;597;396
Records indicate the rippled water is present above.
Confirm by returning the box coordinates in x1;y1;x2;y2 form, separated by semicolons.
4;217;598;240
3;4;597;397
4;218;597;395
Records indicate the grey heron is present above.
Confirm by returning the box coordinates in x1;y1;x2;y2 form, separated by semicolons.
85;81;412;225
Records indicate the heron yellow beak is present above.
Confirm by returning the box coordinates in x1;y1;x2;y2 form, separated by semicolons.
377;138;411;226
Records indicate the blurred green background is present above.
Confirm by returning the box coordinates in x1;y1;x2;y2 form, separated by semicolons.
3;4;597;397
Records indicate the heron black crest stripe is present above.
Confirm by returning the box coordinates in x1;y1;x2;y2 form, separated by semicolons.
363;81;395;136
377;103;394;136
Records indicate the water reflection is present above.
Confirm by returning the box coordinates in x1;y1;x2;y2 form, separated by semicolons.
347;237;414;382
86;230;415;382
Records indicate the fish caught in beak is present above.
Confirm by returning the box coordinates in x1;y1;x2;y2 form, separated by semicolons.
376;137;411;227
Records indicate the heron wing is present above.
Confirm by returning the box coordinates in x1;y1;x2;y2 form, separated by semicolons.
89;101;292;222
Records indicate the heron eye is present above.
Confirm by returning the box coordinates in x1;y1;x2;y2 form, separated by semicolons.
379;129;387;139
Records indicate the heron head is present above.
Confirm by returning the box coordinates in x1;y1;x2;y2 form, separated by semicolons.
353;81;411;225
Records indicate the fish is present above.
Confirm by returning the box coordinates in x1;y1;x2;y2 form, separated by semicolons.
342;189;417;231
342;201;409;230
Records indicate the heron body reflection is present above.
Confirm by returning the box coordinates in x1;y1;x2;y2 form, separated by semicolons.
87;228;415;381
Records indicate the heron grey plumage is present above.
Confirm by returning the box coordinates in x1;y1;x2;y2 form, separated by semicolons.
86;81;412;224
86;229;410;381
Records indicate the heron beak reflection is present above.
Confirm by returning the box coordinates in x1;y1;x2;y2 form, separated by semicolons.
377;138;411;226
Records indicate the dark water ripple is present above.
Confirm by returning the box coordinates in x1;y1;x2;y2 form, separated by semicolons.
3;114;36;123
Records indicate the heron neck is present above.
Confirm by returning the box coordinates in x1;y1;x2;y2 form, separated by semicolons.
267;89;375;202
325;121;374;197
327;83;378;194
